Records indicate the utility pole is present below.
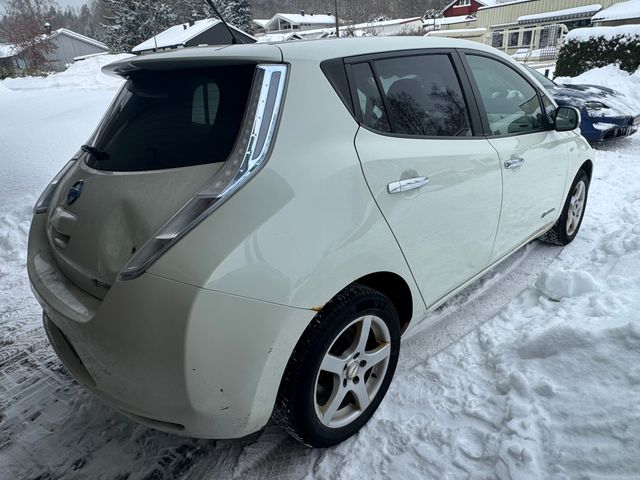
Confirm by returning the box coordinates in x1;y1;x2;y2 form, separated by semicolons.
334;0;340;37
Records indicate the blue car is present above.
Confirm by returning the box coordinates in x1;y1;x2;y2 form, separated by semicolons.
526;66;640;143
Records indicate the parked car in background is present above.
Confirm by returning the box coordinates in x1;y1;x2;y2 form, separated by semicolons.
28;37;593;447
525;65;640;143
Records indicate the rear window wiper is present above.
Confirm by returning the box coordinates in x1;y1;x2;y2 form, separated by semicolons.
81;144;110;161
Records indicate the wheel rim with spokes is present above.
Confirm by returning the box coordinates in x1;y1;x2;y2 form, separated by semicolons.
313;315;391;429
566;180;586;236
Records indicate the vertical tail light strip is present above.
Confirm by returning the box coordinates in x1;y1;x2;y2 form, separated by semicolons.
117;64;288;281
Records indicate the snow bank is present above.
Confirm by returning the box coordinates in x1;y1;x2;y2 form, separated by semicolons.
535;268;599;301
556;64;640;106
0;82;15;97
0;53;131;92
565;24;640;43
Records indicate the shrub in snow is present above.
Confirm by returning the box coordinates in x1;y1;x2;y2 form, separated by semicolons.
556;25;640;77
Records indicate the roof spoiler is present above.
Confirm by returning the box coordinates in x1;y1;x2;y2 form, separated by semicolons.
102;46;283;78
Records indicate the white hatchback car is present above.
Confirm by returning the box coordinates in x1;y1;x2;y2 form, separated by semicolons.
28;37;592;447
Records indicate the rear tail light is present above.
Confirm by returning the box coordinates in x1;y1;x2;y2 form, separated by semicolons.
33;155;80;214
117;64;288;281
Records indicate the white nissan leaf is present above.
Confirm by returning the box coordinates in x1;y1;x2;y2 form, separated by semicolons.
28;37;592;447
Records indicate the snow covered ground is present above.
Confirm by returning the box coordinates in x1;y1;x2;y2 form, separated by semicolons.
1;56;640;479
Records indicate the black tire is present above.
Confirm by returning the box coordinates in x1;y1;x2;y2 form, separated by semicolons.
539;169;590;246
274;284;401;447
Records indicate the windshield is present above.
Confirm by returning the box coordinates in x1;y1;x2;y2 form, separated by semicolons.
523;65;557;89
87;65;255;172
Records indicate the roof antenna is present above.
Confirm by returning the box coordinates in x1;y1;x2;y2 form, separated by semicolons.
203;0;244;44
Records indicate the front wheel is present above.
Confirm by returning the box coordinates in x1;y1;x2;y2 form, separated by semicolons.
540;169;590;246
275;284;400;447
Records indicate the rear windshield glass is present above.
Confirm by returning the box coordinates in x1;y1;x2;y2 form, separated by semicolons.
86;65;255;171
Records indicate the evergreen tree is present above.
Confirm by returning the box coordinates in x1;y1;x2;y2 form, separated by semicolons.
224;0;253;33
101;0;177;53
176;0;253;32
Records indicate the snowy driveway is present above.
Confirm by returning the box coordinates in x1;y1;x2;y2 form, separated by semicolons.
1;59;639;479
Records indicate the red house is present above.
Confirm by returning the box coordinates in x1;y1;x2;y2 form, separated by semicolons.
441;0;496;18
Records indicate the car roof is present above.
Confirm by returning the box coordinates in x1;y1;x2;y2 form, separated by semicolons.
276;36;497;61
103;37;512;78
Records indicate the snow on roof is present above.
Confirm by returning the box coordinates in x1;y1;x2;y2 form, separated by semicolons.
478;0;531;11
274;13;335;25
252;19;269;27
133;19;221;52
565;24;640;42
426;27;488;37
592;0;640;22
518;4;602;23
349;16;423;29
432;14;477;25
0;43;16;59
132;18;253;53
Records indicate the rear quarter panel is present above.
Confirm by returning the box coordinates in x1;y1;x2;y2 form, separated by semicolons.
148;58;426;326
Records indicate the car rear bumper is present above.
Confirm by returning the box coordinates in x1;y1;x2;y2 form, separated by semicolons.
28;214;314;438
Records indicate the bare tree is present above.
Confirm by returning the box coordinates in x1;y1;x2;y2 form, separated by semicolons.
0;0;57;72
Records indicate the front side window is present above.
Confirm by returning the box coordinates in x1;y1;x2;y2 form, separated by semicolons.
372;54;472;137
88;65;255;171
466;54;545;136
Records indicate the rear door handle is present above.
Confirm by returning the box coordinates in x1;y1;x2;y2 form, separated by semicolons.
504;158;525;169
387;176;429;194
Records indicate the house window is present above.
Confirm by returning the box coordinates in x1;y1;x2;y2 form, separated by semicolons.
508;31;520;47
457;0;471;6
522;30;532;46
492;31;504;48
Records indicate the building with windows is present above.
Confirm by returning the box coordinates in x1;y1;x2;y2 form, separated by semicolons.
252;19;269;35
439;0;622;61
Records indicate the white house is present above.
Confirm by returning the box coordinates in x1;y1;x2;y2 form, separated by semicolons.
262;12;336;33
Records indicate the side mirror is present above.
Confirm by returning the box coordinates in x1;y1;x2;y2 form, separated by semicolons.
555;106;581;131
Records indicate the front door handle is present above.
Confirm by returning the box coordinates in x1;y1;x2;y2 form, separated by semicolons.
504;158;525;169
387;176;429;194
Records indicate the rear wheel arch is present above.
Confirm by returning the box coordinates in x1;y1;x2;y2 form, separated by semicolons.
351;272;413;334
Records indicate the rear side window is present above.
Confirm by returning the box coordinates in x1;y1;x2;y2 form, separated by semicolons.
351;62;391;133
466;55;545;136
351;54;471;137
87;65;255;171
